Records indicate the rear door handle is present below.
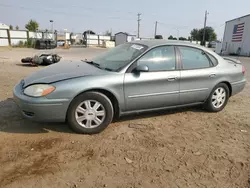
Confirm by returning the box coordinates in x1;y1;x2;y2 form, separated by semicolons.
167;76;178;81
209;73;216;78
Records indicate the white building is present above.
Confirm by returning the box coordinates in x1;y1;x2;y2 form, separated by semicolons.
0;23;9;29
222;14;250;56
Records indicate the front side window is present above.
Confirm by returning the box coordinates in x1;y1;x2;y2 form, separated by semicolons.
178;46;211;70
137;46;176;71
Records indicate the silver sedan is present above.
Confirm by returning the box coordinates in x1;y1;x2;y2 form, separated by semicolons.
13;40;246;134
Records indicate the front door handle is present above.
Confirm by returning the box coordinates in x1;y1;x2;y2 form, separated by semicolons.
209;73;216;78
167;76;178;81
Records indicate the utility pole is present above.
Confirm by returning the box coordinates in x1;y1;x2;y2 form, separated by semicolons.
154;21;158;38
202;10;209;46
50;20;53;39
177;28;179;41
137;13;141;38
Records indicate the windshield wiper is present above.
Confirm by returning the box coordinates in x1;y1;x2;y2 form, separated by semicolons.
82;59;115;72
102;67;114;72
81;59;101;68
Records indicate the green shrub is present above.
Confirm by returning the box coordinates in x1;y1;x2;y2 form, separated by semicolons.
26;38;34;48
18;41;24;47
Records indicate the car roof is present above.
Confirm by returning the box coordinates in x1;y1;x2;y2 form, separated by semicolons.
130;39;205;49
128;39;225;62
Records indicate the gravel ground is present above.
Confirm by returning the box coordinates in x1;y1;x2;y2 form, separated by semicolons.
0;48;249;188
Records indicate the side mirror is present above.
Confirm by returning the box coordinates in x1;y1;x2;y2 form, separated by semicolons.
134;64;149;72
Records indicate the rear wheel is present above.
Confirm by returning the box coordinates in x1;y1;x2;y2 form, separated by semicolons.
204;83;229;112
67;92;114;134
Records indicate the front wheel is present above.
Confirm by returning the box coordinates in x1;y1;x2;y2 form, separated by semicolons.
67;92;114;134
204;83;229;112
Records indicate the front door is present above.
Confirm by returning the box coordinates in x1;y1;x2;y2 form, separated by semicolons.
177;46;218;104
124;45;180;111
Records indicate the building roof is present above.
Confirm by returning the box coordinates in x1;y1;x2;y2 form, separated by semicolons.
115;32;136;36
226;14;250;23
0;23;9;29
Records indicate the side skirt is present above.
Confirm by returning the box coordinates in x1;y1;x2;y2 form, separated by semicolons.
120;102;204;116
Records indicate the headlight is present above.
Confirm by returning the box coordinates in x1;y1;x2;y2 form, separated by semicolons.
24;84;55;97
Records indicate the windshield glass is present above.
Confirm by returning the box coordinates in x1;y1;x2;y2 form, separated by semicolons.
91;43;148;71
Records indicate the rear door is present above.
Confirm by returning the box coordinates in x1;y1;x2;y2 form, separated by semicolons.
124;45;180;111
176;46;218;104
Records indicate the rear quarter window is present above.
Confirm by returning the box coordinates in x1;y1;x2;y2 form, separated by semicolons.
178;46;211;70
206;53;218;66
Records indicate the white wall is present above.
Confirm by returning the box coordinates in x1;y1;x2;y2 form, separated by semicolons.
0;30;8;37
0;29;56;46
86;34;112;46
10;30;27;38
215;43;222;54
0;39;9;46
99;35;111;40
11;39;27;45
29;32;43;39
222;15;250;56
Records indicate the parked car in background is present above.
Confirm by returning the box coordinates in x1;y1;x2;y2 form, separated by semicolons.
13;40;246;134
57;40;71;46
57;40;65;46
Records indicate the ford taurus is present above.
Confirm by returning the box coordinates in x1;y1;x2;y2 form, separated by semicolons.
13;40;246;134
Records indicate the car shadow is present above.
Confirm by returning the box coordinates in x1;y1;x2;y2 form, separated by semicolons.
0;98;73;134
115;105;205;123
16;63;38;67
0;98;205;134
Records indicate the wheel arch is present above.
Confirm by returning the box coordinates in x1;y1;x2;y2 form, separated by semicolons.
67;88;120;119
219;81;232;97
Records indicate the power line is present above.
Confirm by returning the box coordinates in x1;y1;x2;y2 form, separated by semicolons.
0;3;134;21
31;0;138;15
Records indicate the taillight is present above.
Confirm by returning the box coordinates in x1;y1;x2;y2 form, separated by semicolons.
242;66;246;74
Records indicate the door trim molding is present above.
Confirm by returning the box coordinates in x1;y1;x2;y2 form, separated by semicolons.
180;88;208;93
128;88;208;98
128;90;179;98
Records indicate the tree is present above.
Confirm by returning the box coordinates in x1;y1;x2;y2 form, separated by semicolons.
179;37;187;41
155;35;163;39
198;27;217;42
168;35;174;40
190;28;199;41
104;30;112;36
9;25;13;30
25;19;39;31
190;27;217;43
172;37;177;40
15;25;19;30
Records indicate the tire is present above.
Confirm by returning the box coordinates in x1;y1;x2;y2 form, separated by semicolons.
21;57;32;63
67;92;114;134
204;83;229;112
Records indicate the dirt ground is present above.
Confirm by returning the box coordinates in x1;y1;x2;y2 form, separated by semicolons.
0;48;249;188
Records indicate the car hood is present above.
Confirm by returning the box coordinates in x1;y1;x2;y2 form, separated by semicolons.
23;60;108;87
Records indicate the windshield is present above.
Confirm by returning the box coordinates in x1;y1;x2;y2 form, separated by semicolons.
91;43;148;71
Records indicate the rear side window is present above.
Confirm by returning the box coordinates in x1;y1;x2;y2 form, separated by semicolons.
178;46;211;70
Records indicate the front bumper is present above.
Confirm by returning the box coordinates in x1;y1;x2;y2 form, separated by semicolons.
13;82;70;122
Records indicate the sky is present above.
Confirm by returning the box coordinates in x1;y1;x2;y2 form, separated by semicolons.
1;0;250;40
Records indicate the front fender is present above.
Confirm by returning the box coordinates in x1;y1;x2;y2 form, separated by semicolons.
46;74;126;111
